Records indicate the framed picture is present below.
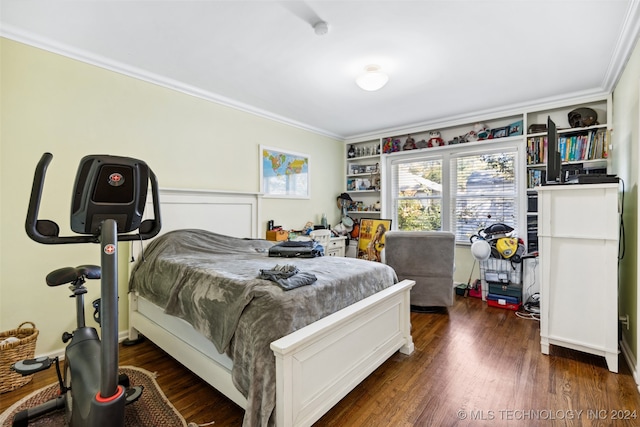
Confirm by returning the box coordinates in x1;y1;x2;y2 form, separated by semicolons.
491;126;508;139
349;164;362;175
347;178;357;191
260;146;310;198
356;178;371;191
508;120;523;136
357;218;392;262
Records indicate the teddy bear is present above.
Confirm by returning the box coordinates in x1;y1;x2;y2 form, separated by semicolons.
427;130;444;147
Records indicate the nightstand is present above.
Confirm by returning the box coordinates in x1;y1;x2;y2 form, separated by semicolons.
327;236;346;257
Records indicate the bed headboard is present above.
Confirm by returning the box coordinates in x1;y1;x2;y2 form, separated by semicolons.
146;188;261;238
129;187;261;277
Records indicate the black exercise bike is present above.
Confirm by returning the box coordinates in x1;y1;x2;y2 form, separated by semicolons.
12;153;161;426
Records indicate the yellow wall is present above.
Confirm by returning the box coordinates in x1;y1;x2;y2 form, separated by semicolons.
612;37;640;367
0;38;343;355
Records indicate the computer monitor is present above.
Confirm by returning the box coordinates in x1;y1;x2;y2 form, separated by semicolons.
545;116;563;184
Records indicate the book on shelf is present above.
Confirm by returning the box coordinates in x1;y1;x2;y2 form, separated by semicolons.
526;136;547;165
527;169;545;188
558;128;606;162
526;128;607;165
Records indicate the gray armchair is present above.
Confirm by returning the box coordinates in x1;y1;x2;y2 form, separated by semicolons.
384;231;455;312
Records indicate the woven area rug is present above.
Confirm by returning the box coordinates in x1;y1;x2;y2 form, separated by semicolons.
0;366;197;427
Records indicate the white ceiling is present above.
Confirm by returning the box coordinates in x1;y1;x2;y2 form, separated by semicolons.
2;1;640;141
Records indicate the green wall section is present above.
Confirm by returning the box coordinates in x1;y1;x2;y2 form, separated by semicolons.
612;36;640;367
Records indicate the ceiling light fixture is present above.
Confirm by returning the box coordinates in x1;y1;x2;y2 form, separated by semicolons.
355;65;389;91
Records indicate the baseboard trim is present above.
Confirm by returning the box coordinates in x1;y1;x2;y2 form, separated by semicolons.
36;330;137;361
619;335;639;393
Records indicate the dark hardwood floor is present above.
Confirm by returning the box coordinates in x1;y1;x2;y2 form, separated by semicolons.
2;295;639;426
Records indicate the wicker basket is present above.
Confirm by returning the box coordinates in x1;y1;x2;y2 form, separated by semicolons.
0;322;38;393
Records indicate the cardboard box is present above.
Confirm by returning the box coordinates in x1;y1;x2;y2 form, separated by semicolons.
266;230;289;241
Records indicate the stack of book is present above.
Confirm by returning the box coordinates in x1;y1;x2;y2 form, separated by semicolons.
526;128;607;165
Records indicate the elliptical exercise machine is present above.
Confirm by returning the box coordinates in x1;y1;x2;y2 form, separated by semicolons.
13;153;161;426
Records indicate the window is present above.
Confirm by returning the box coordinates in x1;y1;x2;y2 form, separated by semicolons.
387;141;522;244
451;150;518;242
390;158;443;231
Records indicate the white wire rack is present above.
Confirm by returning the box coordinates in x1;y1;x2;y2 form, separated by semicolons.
479;257;522;301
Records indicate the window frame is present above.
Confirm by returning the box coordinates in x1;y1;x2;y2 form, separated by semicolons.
390;156;445;231
383;138;527;245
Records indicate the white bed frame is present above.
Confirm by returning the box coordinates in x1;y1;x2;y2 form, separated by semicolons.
127;188;415;427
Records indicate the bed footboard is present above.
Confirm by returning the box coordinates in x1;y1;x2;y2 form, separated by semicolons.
128;293;248;408
270;279;415;427
129;279;414;427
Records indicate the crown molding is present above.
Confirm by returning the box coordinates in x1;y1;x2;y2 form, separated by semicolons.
4;6;638;145
601;0;640;91
344;89;611;143
0;26;343;141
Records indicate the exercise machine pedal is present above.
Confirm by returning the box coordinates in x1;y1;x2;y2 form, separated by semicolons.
12;356;53;375
125;386;144;405
118;373;130;388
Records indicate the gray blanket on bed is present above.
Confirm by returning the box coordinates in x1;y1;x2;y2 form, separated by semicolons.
129;229;398;427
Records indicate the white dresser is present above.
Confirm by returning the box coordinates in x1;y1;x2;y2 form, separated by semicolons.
536;183;619;372
327;236;347;257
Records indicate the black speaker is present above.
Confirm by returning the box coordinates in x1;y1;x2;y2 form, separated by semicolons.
70;155;149;235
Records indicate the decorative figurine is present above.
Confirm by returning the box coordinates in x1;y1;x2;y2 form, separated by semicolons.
348;145;356;158
370;166;381;190
427;130;445;147
382;137;394;154
466;130;478;142
403;135;417;150
474;123;491;140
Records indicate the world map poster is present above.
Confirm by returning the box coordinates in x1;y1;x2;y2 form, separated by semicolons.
261;146;310;198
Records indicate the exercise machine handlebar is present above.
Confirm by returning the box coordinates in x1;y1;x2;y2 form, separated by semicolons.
25;152;162;245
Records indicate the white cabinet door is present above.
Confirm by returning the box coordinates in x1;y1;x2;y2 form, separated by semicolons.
537;183;619;372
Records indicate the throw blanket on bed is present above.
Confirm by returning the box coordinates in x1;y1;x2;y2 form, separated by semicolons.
129;229;398;427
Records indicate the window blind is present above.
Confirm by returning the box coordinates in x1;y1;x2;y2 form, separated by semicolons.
451;150;518;242
388;143;520;243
